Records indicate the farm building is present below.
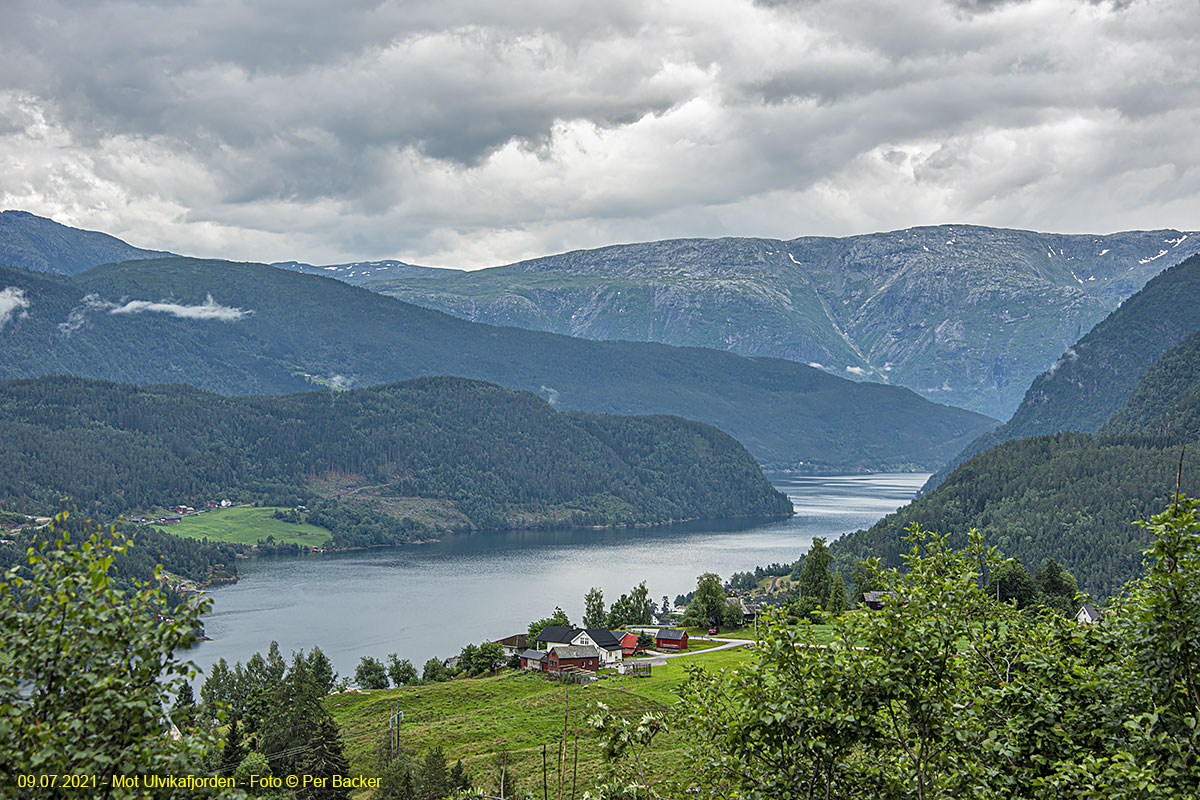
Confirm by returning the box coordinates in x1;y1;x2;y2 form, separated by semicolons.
534;626;624;666
546;645;600;674
655;628;688;650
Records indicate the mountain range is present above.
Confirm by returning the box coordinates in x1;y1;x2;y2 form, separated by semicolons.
355;226;1200;419
5;210;1196;423
0;255;995;471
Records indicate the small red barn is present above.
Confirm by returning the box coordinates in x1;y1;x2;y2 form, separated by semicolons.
655;628;688;651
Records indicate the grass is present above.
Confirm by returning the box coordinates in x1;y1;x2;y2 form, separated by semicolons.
327;646;754;797
151;506;332;546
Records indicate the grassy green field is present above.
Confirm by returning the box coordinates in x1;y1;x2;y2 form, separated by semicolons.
327;646;754;798
152;506;332;546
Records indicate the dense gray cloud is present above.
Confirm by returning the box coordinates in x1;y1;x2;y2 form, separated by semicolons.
0;0;1196;267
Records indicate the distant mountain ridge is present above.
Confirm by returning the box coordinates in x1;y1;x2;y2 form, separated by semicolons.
923;253;1200;492
0;210;174;274
272;259;462;284
361;225;1200;419
0;257;996;471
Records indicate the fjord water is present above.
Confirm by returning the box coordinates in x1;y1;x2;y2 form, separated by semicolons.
190;473;927;678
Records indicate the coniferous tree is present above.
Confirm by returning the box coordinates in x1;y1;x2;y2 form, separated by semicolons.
417;746;449;800
298;716;352;800
220;718;246;776
172;681;196;729
200;658;234;721
448;759;470;793
261;651;327;776
308;646;337;695
827;576;847;617
377;759;416;800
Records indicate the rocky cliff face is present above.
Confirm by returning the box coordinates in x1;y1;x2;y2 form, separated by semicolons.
364;225;1200;419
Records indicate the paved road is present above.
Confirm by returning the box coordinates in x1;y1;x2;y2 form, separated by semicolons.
637;636;750;663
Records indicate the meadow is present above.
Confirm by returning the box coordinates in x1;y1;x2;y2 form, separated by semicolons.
153;506;332;547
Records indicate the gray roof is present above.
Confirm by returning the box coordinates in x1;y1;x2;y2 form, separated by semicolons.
656;628;687;641
519;649;547;661
535;625;578;645
550;645;599;660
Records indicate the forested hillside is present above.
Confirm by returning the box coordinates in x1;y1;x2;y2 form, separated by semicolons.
1101;329;1200;439
0;258;996;470
0;375;791;542
835;328;1200;596
924;252;1200;491
364;225;1200;418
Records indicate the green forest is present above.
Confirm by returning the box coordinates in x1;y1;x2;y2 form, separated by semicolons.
836;322;1200;597
925;252;1200;491
0;374;791;542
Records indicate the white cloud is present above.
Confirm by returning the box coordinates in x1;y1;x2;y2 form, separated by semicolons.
108;294;252;321
59;293;250;333
0;0;1197;267
845;365;868;376
0;287;30;330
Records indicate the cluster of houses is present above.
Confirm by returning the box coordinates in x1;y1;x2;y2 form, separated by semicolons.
129;500;232;526
493;626;692;678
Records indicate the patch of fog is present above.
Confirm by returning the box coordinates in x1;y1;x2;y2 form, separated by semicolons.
107;294;252;322
1046;347;1078;376
0;287;30;331
59;293;251;334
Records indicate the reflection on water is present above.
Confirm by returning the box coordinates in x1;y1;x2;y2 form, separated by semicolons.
190;473;927;677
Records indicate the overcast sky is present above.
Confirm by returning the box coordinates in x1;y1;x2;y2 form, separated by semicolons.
1;0;1196;268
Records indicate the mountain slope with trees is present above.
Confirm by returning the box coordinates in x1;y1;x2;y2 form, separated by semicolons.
363;225;1200;418
924;252;1200;492
834;326;1200;597
0;375;792;540
0;257;995;471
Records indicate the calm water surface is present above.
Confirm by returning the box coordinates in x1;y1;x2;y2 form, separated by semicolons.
190;473;927;677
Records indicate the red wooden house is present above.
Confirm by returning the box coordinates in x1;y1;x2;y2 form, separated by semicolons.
614;631;639;656
655;628;688;651
546;645;600;674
